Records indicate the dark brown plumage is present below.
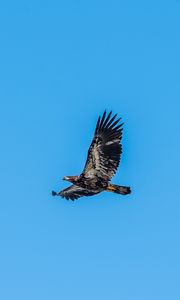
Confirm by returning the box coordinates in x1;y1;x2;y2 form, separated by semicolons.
52;110;131;201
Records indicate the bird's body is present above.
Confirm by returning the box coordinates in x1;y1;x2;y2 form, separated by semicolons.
52;110;131;201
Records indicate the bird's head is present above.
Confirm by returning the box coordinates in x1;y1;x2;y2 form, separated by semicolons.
63;176;79;183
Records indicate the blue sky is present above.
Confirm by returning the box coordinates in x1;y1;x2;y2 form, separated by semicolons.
0;1;180;299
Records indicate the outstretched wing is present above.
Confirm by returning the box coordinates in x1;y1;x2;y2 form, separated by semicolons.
59;185;98;201
82;110;123;181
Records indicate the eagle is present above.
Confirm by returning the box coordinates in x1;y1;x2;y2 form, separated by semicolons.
52;110;131;201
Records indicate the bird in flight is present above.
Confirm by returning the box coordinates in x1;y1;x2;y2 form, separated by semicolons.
52;110;131;201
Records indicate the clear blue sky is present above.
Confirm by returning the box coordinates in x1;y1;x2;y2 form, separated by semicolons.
0;1;180;299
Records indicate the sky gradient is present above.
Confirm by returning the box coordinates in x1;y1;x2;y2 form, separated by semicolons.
0;1;180;299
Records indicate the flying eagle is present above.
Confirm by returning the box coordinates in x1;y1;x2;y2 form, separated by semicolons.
52;110;131;201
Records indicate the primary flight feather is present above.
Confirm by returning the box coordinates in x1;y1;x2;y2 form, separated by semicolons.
52;110;131;201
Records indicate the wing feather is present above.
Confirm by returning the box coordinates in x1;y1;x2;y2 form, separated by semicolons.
59;185;98;201
82;110;123;180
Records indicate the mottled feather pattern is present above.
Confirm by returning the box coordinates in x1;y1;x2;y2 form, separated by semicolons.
52;110;131;201
59;185;99;201
83;110;123;180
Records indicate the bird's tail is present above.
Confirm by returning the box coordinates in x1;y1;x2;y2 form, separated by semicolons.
106;184;131;195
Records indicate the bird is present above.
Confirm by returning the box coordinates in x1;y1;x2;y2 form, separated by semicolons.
52;110;131;201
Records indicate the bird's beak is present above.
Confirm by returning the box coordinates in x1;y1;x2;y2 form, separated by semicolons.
63;176;70;181
63;176;78;183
